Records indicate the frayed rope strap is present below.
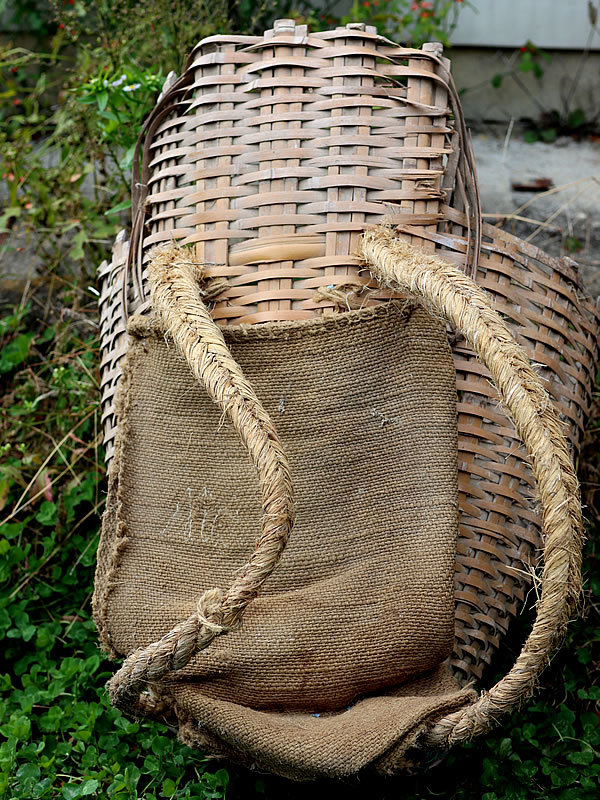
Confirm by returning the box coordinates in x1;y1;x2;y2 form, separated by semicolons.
107;244;295;716
108;230;582;750
359;227;583;747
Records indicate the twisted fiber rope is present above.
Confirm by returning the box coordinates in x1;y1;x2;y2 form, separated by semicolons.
359;227;583;747
108;243;295;715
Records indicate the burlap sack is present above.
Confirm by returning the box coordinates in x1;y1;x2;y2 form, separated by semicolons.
94;301;475;779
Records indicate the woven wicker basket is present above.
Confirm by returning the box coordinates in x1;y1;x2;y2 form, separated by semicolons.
98;20;599;708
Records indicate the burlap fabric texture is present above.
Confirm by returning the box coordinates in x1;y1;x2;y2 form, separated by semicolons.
93;301;476;780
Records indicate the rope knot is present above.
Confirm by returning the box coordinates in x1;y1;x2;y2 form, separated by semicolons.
313;281;373;311
196;587;228;635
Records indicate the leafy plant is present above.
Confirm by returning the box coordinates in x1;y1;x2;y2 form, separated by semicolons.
337;0;467;46
564;235;585;254
521;108;594;144
0;0;238;282
0;45;135;277
489;1;600;142
74;66;164;180
0;292;230;799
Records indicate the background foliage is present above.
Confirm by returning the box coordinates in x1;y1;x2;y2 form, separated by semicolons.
1;1;598;798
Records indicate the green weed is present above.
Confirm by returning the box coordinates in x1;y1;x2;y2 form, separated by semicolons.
0;294;229;799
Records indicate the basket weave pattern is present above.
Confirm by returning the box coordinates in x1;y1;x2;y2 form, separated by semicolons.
128;21;480;321
98;22;600;685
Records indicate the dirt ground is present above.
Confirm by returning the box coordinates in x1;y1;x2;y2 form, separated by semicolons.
471;123;600;296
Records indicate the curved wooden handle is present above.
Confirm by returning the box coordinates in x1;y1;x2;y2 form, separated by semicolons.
108;243;295;716
359;226;583;747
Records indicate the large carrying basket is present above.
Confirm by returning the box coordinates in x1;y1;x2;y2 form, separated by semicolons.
94;21;600;779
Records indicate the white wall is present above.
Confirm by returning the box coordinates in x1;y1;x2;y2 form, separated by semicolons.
451;0;600;50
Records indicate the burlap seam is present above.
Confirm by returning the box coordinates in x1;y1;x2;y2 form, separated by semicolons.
172;685;478;781
126;299;415;343
372;688;478;776
92;344;135;659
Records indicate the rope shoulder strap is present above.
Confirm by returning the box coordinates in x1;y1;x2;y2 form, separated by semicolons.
108;244;295;715
359;226;583;746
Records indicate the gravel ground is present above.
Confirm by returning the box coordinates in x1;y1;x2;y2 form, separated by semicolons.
471;124;600;295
